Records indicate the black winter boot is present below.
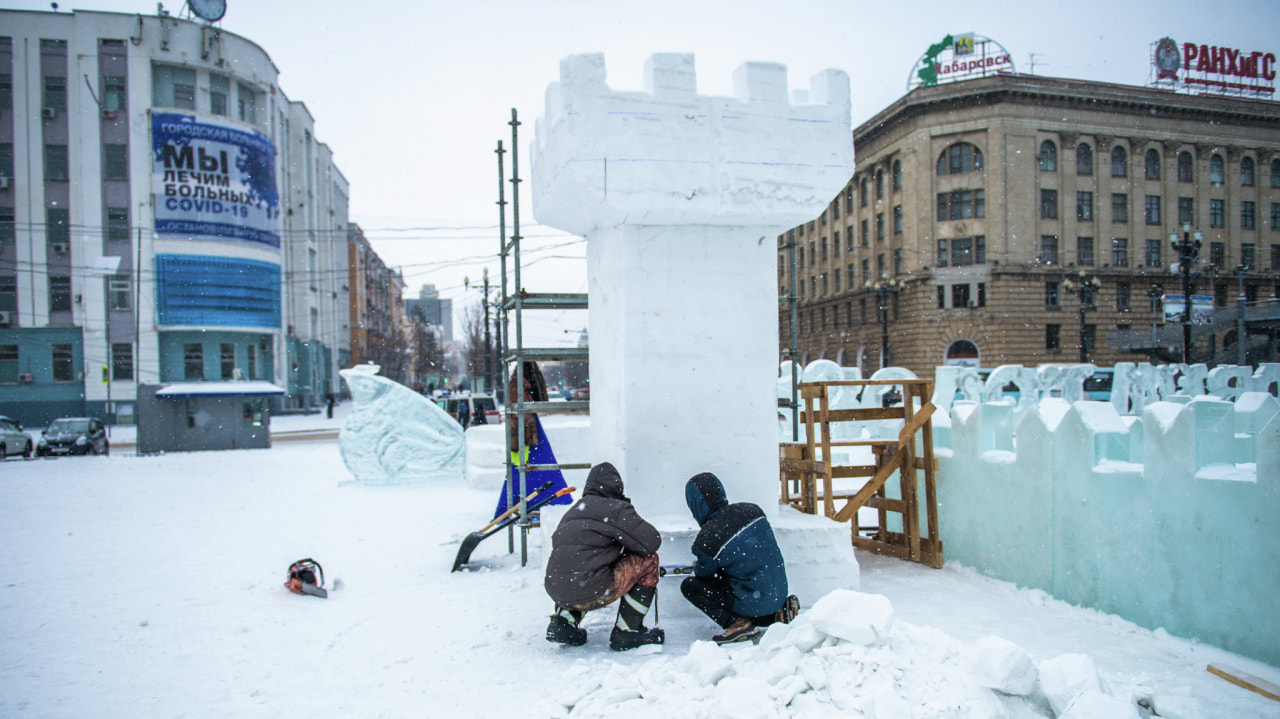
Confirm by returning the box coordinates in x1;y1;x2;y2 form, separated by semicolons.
546;606;587;646
609;585;664;651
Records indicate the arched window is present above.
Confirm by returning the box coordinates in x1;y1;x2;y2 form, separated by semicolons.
945;339;980;368
1271;158;1280;188
892;159;902;190
937;143;984;175
1241;156;1255;186
1178;151;1193;182
1210;154;1224;184
1145;149;1161;180
1111;146;1127;177
1039;141;1057;172
1077;143;1093;175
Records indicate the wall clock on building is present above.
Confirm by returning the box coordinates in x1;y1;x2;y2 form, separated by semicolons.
187;0;226;22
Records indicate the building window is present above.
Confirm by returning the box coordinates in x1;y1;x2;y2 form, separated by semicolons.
1144;195;1161;225
937;143;984;175
846;227;855;253
860;219;869;246
847;263;855;288
1111;146;1127;177
893;205;902;233
831;197;839;220
112;342;133;381
220;343;235;380
845;186;854;214
1117;282;1131;311
184;343;204;380
937;239;948;267
820;237;828;261
1146;239;1162;268
109;277;131;310
107;208;129;242
1272;203;1280;231
247;344;257;380
1272;159;1280;188
1046;324;1060;350
1077;237;1094;266
1271;245;1280;271
1210;199;1225;228
1209;242;1225;267
0;208;14;244
1178;197;1194;226
210;73;229;116
938;190;985;220
1242;201;1256;230
1242;156;1255;186
975;236;986;264
937;286;946;309
1039;141;1057;172
861;260;869;286
0;345;16;383
808;242;815;265
859;298;867;324
834;268;841;292
1082;325;1096;353
1178;151;1193;182
1041;189;1058;219
1040;235;1059;265
860;177;868;206
977;282;986;307
1077;143;1093;175
152;64;197;109
52;344;74;382
875;170;884;198
1077;191;1093;221
875;213;884;240
1112;237;1129;267
951;237;977;266
47;208;70;244
1241;244;1256;269
102;75;126;113
44;75;66;111
877;254;885;277
952;283;971;308
1210;154;1225;184
1145;149;1161;179
1112;193;1128;223
237;82;257;123
45;144;69;180
0;276;16;311
0;142;12;179
0;73;11;110
104;144;128;180
892;159;902;189
50;275;72;311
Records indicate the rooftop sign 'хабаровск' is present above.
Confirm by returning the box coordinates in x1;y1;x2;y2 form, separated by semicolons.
907;33;1016;91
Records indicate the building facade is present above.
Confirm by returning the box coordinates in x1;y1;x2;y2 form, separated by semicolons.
0;8;349;425
347;223;407;381
781;73;1280;377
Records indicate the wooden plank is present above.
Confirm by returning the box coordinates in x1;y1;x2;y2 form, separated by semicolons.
851;535;912;559
831;465;877;479
780;458;824;473
1208;664;1280;703
832;443;907;523
865;495;906;513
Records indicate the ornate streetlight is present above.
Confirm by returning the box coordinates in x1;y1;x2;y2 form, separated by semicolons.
1062;271;1102;363
1169;224;1203;364
871;276;904;369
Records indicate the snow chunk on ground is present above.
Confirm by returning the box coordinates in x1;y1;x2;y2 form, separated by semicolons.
338;365;463;484
1150;694;1204;719
1039;653;1103;717
1059;689;1138;719
808;589;894;645
972;635;1038;696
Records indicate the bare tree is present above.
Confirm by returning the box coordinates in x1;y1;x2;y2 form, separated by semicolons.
460;302;495;391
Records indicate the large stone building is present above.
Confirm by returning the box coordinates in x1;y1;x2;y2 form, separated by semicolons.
0;8;350;424
780;72;1280;377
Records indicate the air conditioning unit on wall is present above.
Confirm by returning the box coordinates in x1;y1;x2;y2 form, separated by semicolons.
42;107;57;119
0;176;10;190
50;243;69;254
102;108;116;119
0;311;10;325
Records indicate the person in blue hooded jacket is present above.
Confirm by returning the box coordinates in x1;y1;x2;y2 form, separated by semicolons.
681;472;800;644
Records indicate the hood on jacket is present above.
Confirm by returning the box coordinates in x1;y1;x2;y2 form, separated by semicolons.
685;472;728;526
584;462;625;500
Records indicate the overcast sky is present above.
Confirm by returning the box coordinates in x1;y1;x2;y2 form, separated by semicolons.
12;0;1278;347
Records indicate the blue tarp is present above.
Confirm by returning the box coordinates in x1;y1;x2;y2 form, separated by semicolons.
493;415;574;518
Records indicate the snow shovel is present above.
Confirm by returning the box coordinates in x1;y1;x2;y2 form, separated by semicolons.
451;483;575;572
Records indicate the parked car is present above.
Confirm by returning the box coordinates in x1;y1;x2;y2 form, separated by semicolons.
36;417;109;457
0;415;33;460
435;394;501;426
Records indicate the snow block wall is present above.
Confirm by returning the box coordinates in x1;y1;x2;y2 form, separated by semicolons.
933;394;1280;666
532;53;854;520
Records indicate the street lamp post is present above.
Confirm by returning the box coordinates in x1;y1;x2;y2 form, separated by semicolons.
871;276;903;369
1148;283;1162;346
1233;264;1248;366
1170;224;1203;364
1062;271;1102;363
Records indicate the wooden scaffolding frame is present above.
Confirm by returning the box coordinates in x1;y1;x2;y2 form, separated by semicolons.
779;378;943;568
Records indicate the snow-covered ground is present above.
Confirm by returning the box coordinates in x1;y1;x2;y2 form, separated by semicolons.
2;406;1277;718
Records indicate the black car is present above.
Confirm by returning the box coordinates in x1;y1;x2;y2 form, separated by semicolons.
36;417;110;457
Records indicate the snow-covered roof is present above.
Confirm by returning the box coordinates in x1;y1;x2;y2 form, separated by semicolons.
155;381;287;398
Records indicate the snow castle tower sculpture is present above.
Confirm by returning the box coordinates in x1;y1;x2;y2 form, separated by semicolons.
532;53;854;519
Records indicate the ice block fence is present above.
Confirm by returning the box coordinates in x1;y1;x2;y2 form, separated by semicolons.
531;53;860;601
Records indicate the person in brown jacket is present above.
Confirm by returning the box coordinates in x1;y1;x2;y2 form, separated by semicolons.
543;462;664;651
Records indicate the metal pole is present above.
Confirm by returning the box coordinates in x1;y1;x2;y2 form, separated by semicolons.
1079;289;1089;363
483;269;491;395
495;139;514;554
788;234;799;442
1236;266;1247;367
510;108;530;567
879;288;889;369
